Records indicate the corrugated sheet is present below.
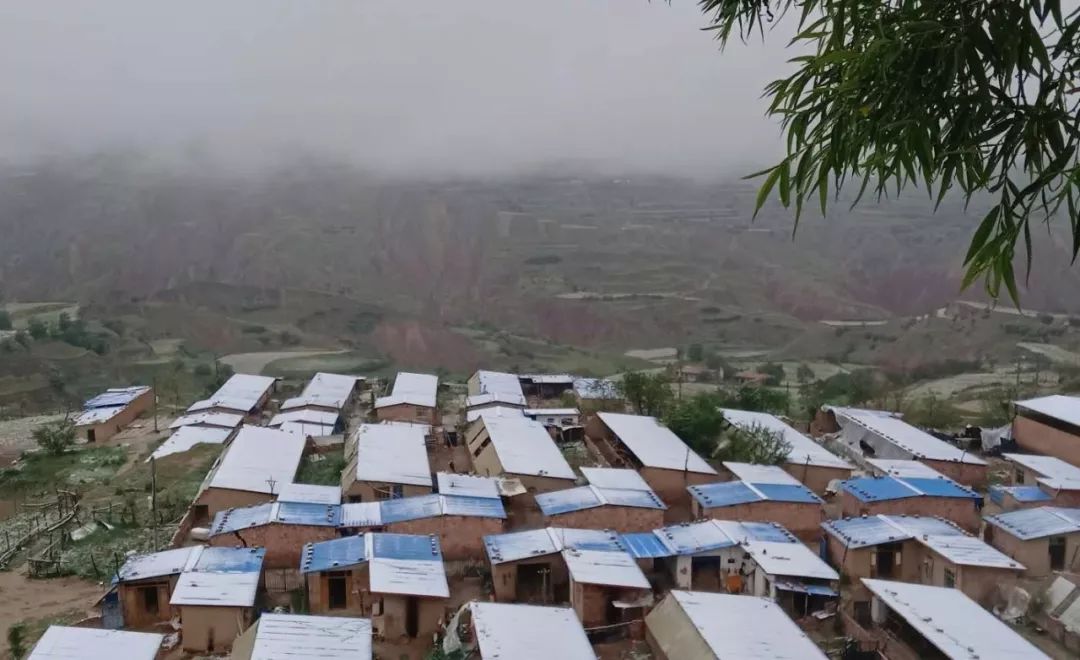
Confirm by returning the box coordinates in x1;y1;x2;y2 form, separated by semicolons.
985;506;1080;540
187;373;275;414
269;408;340;428
339;502;382;527
379;495;443;523
901;477;980;499
552;528;627;552
280;421;337;438
654;520;738;555
275;502;341;527
276;483;342;505
536;487;604;515
116;546;201;583
439;495;506;519
375;372;438;409
472;603;593;660
205;426;306;494
723;462;803;485
370;556;449;598
991;485;1052;503
562;547;650;589
168;411;243;430
210;502;275;535
840;477;920;502
720;409;852;470
465;393;527;408
147;426;230;462
921;535;1025;570
774;579;838;596
1015;394;1080;428
621;532;674;559
742;540;839;580
465;405;523;424
352;423;432;487
281;373;361;412
192;546;265;573
474;370;526;397
73;406;125;426
169;547;265;607
712;520;799;544
1003;452;1080;490
832;408;986;465
83;386;150;410
597;412;716;475
371;533;442;561
598;486;666;510
28;626;162;660
580;467;650;491
688;481;762;508
302;535;367;573
479;413;576;480
249;613;372;660
866;458;944;478
484;528;560;565
436;472;501;499
753;483;822;504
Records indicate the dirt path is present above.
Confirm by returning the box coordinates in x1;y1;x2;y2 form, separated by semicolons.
0;567;103;651
220;349;345;375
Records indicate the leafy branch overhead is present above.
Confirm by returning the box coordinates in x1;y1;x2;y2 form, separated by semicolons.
698;0;1080;301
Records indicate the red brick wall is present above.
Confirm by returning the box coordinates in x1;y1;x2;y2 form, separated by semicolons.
784;464;853;496
195;488;274;519
839;491;980;532
699;500;824;543
571;580;610;627
210;523;338;569
640;467;716;517
1014;416;1080;467
376;403;439;425
384;516;504;561
922;459;988;489
545;505;664;534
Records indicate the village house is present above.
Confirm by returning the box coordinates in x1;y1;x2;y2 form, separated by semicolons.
208;501;341;569
110;545;203;629
837;465;983;533
280;372;364;414
169;410;244;432
587;412;717;512
572;377;622;412
825;406;988;487
984;506;1080;577
301;533;450;640
148;425;233;462
268;408;342;438
676;363;719;383
563;544;652;628
518;373;576;400
342;423;432;502
823;514;1024;606
1013;395;1080;467
27;627;163;660
844;579;1049;660
720;409;854;495
73;385;154;443
536;467;667;533
646;590;828;660
469;602;594;660
465;409;576;496
275;482;342;505
186;373;277;419
995;452;1080;509
374;372;439;425
231;613;372;660
522;407;583;442
192;425;308;521
689;462;825;543
466;370;527;413
169;547;266;654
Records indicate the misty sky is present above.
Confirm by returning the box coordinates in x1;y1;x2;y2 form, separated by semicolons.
0;1;793;177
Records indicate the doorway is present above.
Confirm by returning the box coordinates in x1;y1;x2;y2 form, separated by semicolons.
327;571;349;610
405;597;419;638
1050;536;1067;571
87;428;96;443
516;562;553;603
875;543;900;578
141;585;159;615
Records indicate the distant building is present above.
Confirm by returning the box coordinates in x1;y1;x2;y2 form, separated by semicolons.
466;370;527;411
719;409;854;495
586;412;717;511
208;501;341;569
536;467;666;533
73;386;154;443
465;410;576;494
837;462;983;533
823;514;1024;606
572;378;622;411
1013;395;1080;467
992;453;1080;510
341;423;433;502
28;627;162;660
374;372;439;425
186;373;276;418
844;579;1049;659
232;613;371;660
677;363;719;383
984;506;1080;577
469;602;594;660
280;372;364;413
168;547;266;654
689;462;825;543
301;533;450;640
169;410;244;432
646;591;827;660
268;408;343;438
733;370;769;387
518;373;576;400
522;407;583;442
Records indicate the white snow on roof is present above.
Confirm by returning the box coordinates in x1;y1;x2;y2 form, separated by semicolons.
479;412;576;480
352;424;432;487
832;408;986;465
562;547;650;589
436;472;501;499
666;591;827;659
187;373;275;414
723;462;804;485
169;410;243;430
1015;394;1080;428
375;372;438;409
471;602;594;660
596;412;716;474
867;458;945;478
249;613;371;660
862;579;1049;659
28;626;162;660
720;408;853;470
148;426;230;462
281;372;361;411
276;482;342;505
205;426;306;494
580;467;651;491
170;570;261;607
920;535;1025;570
269;409;339;428
742;540;839;580
1004;453;1080;490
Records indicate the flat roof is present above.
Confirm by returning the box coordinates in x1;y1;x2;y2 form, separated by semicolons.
862;579;1049;659
991;485;1053;504
483;527;627;564
116;546;202;583
741;540;838;580
169;410;243;430
83;386;150;410
269;409;340;428
1003;452;1080;490
436;472;501;499
147;426;230;462
471;602;594;660
823;514;964;549
352;423;432;487
920;534;1024;570
204;425;306;494
302;533;449;598
665;591;827;659
379;494;506;523
28;627;162;660
721;408;853;469
653;519;798;556
375;372;437;409
249;613;372;660
187;373;275;414
984;506;1080;540
1015;394;1080;428
73;406;125;426
580;467;651;491
479;412;576;480
832;408;986;465
596;412;716;474
275;482;342;505
465;405;523;423
688;480;821;508
281;372;362;412
562;547;650;589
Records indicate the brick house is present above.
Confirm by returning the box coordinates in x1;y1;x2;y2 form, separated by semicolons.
73;386;155;444
111;546;203;629
169;547;266;654
837;469;983;533
374;372;439;425
1012;395;1080;467
536;467;666;533
994;453;1080;509
984;506;1080;577
341;423;433;502
207;501;341;569
465;410;577;496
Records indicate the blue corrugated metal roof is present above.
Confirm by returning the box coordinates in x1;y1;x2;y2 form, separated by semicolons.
440;495;506;519
598;487;666;510
774;578;838;596
824;515;966;549
714;520;799;544
371;533;442;561
84;387;149;409
688;481;762;508
301;535;367;573
753;483;823;504
536;487;603;515
841;477;920;502
276;502;341;527
210;502;341;535
985;506;1080;540
991;486;1052;504
483;529;559;564
192;546;265;573
621;532;673;558
902;477;981;500
380;495;443;523
655;520;738;555
211;503;275;535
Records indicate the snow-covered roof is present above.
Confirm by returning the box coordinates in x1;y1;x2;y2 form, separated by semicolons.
742;540;839;580
831;407;986;465
203;425;306;494
436;472;501;499
276;482;342;505
1015;394;1080;428
28;627;162;660
187;373;275;414
862;579;1049;659
471;603;593;660
147;426;230;462
351;423;432;487
596;412;716;475
280;372;362;412
374;372;438;409
1003;453;1080;490
478;411;576;480
720;408;852;470
169;410;243;430
248;613;371;660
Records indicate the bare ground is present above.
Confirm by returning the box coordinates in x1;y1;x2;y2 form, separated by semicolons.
219;348;345;375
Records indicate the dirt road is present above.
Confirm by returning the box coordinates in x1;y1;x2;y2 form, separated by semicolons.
0;567;103;651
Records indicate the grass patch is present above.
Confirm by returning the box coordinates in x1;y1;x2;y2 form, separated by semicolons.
0;446;126;497
60;522;174;581
294;451;345;486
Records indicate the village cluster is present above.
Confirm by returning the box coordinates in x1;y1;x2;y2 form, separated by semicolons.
25;369;1080;659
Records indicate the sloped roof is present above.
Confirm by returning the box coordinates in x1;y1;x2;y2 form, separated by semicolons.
28;627;162;660
1003;452;1080;490
248;614;371;660
478;412;575;480
839;475;980;503
281;372;362;411
169;410;243;430
562;547;650;589
374;372;437;409
436;472;501;499
351;423;432;487
147;426;230;462
203;425;306;494
187;373;275;414
580;467;651;491
831;407;986;465
596;412;716;474
741;540;839;580
276;482;342;505
471;603;593;660
984;506;1080;540
269;408;339;428
1015;394;1080;428
720;409;852;470
536;484;665;515
169;547;265;608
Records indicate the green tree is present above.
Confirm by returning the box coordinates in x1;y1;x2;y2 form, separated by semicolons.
904;391;962;429
7;623;26;660
796;363;815;384
717;385;791;415
714;421;793;465
33;419;76;455
0;309;11;331
699;0;1080;300
686;343;705;362
759;362;786;386
664;392;727;454
26;317;47;339
617;372;674;417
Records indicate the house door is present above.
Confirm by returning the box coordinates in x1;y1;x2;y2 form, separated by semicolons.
327;571;349;610
87;428;96;443
1050;536;1067;570
875;544;898;578
405;597;419;638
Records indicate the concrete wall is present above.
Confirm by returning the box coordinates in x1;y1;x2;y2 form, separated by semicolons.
118;575;178;629
696;500;824;543
379;593;446;639
179;604;253;653
384;516;504;561
194;488;274;520
545;505;664;534
839;491;981;532
78;387;155;443
784;463;852;496
376;403;438;425
987;528;1080;577
639;467;716;516
209;523;339;569
1014;415;1080;467
923;459;988;489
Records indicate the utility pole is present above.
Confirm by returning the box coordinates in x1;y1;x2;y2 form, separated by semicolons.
151;376;158;433
150;457;158;548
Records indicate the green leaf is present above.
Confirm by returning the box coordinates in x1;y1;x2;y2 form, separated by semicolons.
753;166;783;219
965;207;1001;265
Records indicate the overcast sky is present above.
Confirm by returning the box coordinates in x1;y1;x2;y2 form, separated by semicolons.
0;1;792;177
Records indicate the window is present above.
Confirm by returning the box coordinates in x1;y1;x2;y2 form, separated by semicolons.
141;586;159;614
472;437;492;458
1015;469;1025;484
415;406;426;419
943;567;956;588
327;571;349;610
